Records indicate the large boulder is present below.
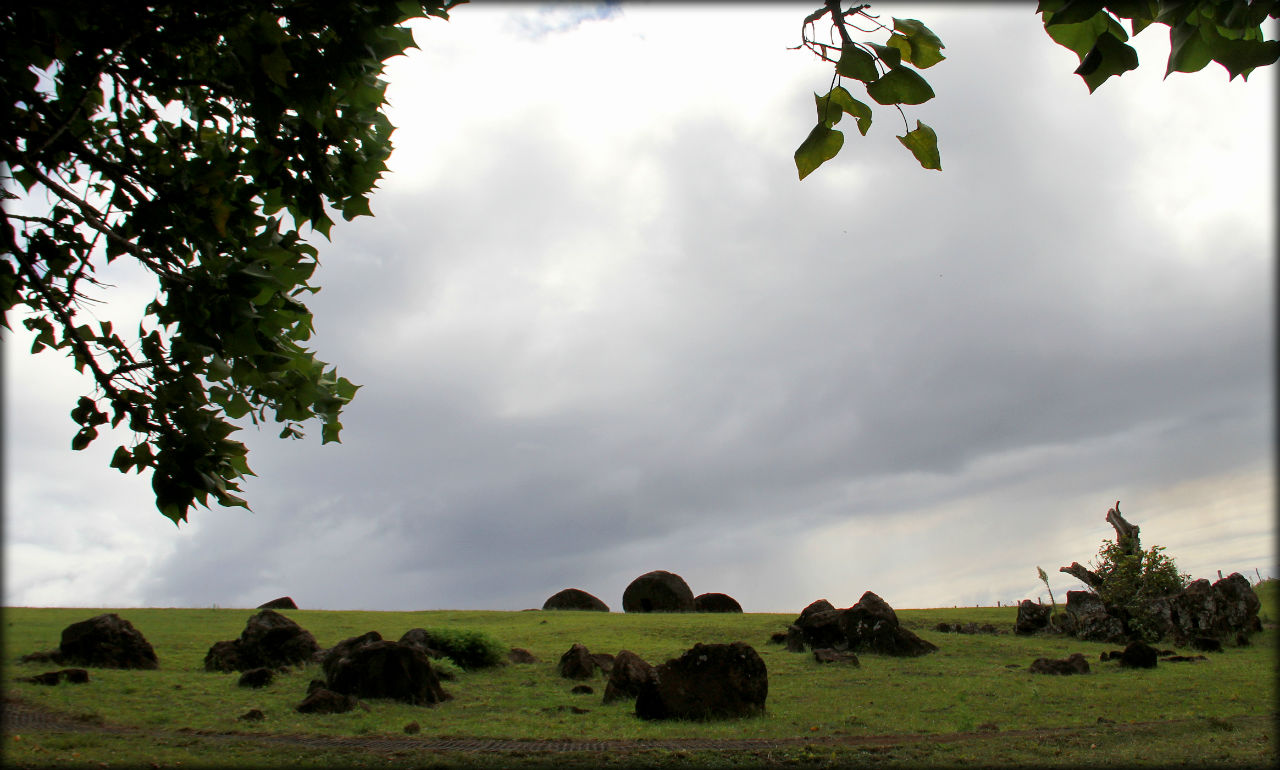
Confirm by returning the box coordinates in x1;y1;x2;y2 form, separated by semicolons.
55;614;159;670
635;642;767;720
204;610;321;672
622;571;695;613
1060;591;1127;644
320;631;386;680
839;592;938;657
543;588;610;612
1014;600;1052;635
694;593;743;613
602;649;654;704
557;643;598;680
1149;573;1262;644
325;636;450;706
792;599;845;651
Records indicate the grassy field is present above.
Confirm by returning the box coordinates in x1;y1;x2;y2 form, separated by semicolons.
3;601;1275;767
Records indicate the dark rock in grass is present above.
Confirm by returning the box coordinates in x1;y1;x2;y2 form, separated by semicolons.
320;631;385;680
542;588;610;612
1192;636;1223;653
793;600;845;651
603;650;654;705
23;671;64;685
18;650;59;665
60;668;90;684
325;638;451;706
767;632;787;645
622;571;695;613
238;667;275;688
256;596;298;610
694;593;743;613
635;642;767;721
1119;641;1158;669
296;687;361;714
1160;654;1208;663
1235;633;1250;647
557;643;598;680
571;684;595;695
784;625;806;653
404;721;421;735
1015;600;1052;636
839;592;938;657
56;614;159;670
205;610;320;672
306;678;327;695
591;653;616;675
813;648;860;665
938;622;1001;635
1061;591;1127;644
508;647;539;664
396;629;445;660
1029;653;1091;675
238;708;265;722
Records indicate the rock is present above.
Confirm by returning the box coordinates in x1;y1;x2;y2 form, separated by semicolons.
324;636;451;706
23;671;63;685
936;622;999;634
296;687;360;714
1150;574;1262;644
204;610;320;672
508;647;538;664
1119;641;1158;669
306;678;327;695
1160;654;1208;663
571;685;594;695
591;653;616;675
53;614;159;670
256;596;298;610
1015;601;1052;635
1029;653;1091;675
784;625;806;653
839;592;938;657
396;629;445;660
59;668;89;684
1192;636;1223;653
238;708;265;722
238;667;275;688
1061;591;1127;643
767;632;787;645
602;650;654;705
622;570;695;613
404;721;421;735
557;643;597;680
793;600;845;651
542;588;610;612
694;593;743;613
635;642;767;721
813;649;860;665
320;631;385;680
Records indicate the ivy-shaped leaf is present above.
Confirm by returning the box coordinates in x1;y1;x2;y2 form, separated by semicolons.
866;67;936;105
794;124;845;180
891;18;946;68
815;87;873;135
897;121;941;170
1167;20;1214;75
1076;30;1139;92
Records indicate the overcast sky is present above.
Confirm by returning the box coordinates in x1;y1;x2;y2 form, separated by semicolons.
4;3;1275;613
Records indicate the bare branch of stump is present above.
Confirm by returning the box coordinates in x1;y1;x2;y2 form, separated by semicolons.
1059;562;1104;590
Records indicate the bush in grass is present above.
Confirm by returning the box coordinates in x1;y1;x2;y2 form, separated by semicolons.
417;628;505;670
429;656;462;681
1091;537;1189;643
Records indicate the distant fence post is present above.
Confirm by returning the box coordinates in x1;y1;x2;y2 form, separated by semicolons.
1257;568;1264;584
1218;569;1224;580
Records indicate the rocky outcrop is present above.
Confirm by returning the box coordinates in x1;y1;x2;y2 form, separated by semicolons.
543;588;610;612
204;610;321;672
557;643;598;680
622;571;695;613
1059;591;1128;643
1014;600;1052;635
602;650;654;704
323;635;451;706
839;592;939;657
635;642;767;720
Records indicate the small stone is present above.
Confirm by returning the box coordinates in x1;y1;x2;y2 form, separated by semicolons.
238;708;265;722
403;721;421;735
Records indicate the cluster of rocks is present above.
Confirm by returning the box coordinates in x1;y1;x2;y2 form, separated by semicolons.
542;571;743;614
779;592;938;658
550;639;767;719
1028;637;1221;676
1019;506;1262;646
934;622;1000;635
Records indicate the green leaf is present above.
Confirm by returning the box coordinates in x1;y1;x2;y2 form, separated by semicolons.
891;18;946;68
865;67;936;105
1043;10;1112;58
72;426;98;451
897;121;941;170
816;87;873;135
794;123;845;180
866;43;902;69
260;47;293;87
1197;21;1280;80
1167;21;1214;75
110;446;135;473
836;44;879;82
1045;0;1106;25
1076;30;1139;91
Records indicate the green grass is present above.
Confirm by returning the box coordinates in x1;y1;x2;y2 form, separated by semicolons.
3;604;1276;767
1255;578;1277;624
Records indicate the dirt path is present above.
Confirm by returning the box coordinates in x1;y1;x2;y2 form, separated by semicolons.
2;695;1272;754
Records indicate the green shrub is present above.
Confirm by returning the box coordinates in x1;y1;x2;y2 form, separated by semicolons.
418;627;506;670
1091;537;1189;643
427;656;462;681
